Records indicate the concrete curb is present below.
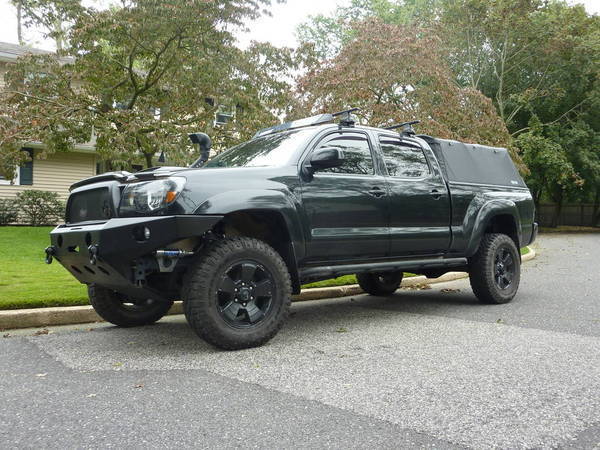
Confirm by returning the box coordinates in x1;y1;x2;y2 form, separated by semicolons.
0;247;537;331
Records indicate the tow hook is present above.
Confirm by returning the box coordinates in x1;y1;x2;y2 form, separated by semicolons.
45;246;56;264
88;244;99;265
155;249;194;272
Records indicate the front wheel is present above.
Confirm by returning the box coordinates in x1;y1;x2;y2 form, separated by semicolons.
468;233;521;304
88;285;173;327
356;271;404;296
183;237;292;350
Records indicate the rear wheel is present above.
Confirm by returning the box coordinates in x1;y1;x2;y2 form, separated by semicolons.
356;271;403;296
183;237;291;350
468;233;520;304
88;285;173;327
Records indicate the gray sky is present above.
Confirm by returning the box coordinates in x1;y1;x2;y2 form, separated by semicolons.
0;0;598;51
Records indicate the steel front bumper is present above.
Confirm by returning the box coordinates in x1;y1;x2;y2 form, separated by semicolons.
47;215;222;301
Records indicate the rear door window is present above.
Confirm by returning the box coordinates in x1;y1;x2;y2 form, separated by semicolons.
379;137;430;178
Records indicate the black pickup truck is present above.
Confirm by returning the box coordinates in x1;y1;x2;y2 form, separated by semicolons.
46;111;537;349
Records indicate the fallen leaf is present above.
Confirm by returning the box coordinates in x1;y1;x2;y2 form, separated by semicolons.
35;373;47;377
3;333;10;338
133;384;144;389
441;288;461;293
496;318;504;324
33;329;49;336
336;327;348;333
86;394;97;398
113;362;123;368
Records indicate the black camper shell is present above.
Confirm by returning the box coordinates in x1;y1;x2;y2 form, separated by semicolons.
420;136;526;188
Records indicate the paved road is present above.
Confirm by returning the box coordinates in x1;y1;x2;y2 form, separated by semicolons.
1;234;599;449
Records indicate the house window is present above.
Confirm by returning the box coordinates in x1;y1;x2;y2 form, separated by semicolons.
19;148;34;185
0;148;33;185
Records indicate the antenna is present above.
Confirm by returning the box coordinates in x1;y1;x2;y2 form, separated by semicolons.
332;107;360;128
385;120;420;136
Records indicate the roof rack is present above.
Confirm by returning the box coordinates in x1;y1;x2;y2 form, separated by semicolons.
384;120;420;136
332;107;360;128
252;107;361;139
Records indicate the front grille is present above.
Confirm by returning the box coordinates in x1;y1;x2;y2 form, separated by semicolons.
67;187;114;223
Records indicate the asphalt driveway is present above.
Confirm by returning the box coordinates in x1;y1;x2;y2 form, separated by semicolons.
1;233;599;449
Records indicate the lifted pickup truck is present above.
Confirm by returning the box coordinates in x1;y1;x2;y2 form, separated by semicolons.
47;111;537;350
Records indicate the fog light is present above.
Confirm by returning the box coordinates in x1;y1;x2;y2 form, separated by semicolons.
132;226;151;242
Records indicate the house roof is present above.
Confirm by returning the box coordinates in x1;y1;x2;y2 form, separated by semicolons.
0;41;54;61
0;41;75;65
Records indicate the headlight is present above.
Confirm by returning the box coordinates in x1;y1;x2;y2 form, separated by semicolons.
119;177;186;215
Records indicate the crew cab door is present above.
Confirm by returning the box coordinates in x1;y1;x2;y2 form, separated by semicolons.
300;131;389;262
377;134;451;256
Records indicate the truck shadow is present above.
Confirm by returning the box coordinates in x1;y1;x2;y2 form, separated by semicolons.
90;289;488;354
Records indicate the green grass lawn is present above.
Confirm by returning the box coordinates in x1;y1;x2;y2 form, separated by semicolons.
0;226;532;310
0;227;89;310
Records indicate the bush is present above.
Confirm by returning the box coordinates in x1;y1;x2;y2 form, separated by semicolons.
0;199;19;225
16;190;65;226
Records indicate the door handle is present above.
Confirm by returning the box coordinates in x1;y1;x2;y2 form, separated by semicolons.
430;189;442;200
368;186;386;198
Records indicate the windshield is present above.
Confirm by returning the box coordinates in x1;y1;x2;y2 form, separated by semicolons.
204;128;314;168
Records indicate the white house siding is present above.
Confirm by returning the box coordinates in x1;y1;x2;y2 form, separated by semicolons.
0;150;96;201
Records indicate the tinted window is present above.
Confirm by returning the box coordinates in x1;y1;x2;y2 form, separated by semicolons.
379;137;429;178
316;134;374;175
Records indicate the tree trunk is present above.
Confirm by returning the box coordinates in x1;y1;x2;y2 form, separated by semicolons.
533;188;542;212
593;188;600;227
16;1;24;45
54;20;64;52
550;192;564;228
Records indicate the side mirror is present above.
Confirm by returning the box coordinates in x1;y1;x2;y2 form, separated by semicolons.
189;132;212;168
309;147;345;171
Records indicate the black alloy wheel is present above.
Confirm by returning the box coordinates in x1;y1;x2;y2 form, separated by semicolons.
494;246;515;290
469;233;521;304
88;285;174;327
216;261;275;328
183;237;292;350
356;271;404;296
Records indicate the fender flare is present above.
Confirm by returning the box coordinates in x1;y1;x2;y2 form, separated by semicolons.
465;199;522;257
194;189;305;293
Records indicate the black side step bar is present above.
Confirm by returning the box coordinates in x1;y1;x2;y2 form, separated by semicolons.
299;257;467;283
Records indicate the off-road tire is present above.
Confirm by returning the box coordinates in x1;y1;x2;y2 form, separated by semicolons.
469;233;521;304
356;271;404;296
88;285;173;327
183;237;292;350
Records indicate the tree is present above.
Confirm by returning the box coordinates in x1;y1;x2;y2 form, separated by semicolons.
516;117;583;226
10;0;84;50
1;0;299;177
298;0;600;225
297;0;437;59
297;19;519;162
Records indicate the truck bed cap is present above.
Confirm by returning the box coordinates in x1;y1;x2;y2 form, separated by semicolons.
420;136;526;188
